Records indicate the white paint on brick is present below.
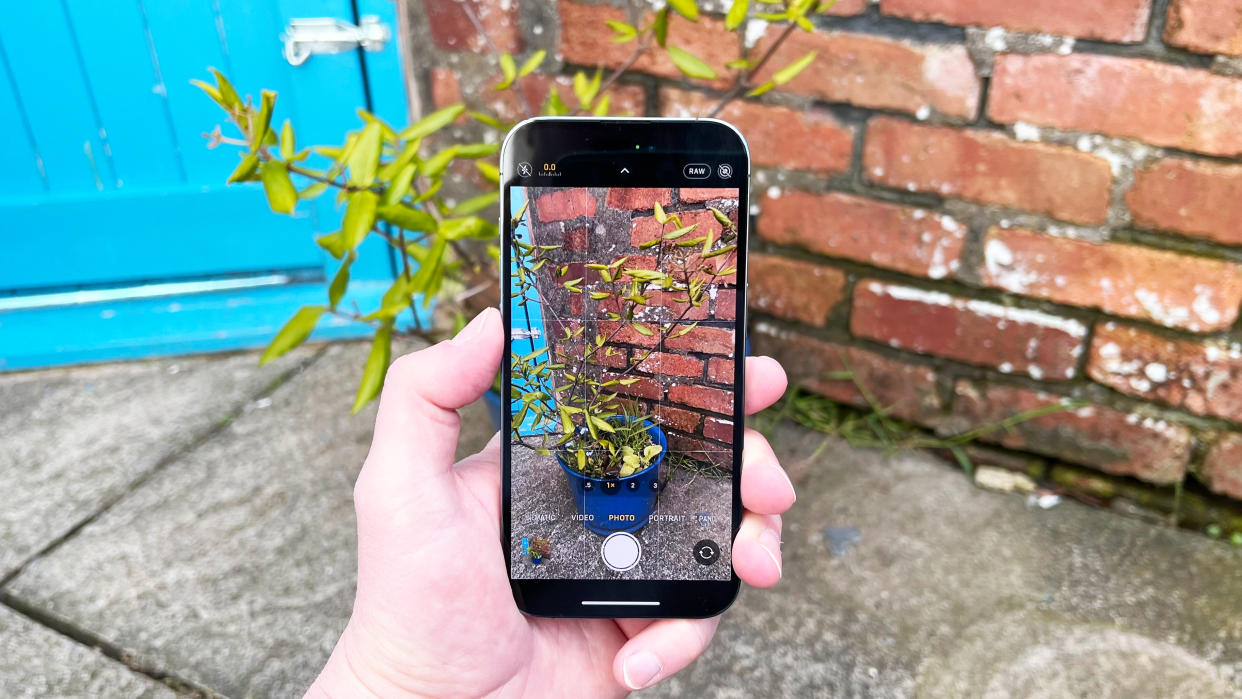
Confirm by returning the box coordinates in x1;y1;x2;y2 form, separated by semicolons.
744;19;769;48
1145;362;1169;383
866;282;1087;337
1013;121;1041;142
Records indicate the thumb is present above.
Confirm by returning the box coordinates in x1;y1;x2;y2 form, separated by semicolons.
356;307;502;505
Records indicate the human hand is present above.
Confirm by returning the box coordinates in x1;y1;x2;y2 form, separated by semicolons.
307;307;795;697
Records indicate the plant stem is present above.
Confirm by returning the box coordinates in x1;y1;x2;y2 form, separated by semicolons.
572;36;653;116
706;21;799;118
459;0;536;116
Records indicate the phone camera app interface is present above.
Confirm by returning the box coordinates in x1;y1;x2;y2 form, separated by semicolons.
509;187;739;581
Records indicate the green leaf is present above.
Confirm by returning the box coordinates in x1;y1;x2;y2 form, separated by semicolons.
209;68;241;109
398;104;465;141
456;142;500;158
725;57;753;70
260;161;297;214
451;191;499;215
227;153;261;183
343;190;379;249
672;321;698;338
190;79;226;110
376;204;437;231
250;89;276;150
590;415;615;433
316;232;348;259
745;80;775;97
543;86;569;116
495;53;518;90
668;0;698;20
666;46;717;80
709;207;732;227
279;119;295;159
299;181;330;200
476;161;500;183
421;145;459;178
773;50;816;85
352;323;393;414
795;14;814;31
260;306;325;365
441;216;492;240
653;7;670;47
348;122;382;187
329;254;352;309
591;92;611;116
725;0;749;30
606;20;637;42
511;199;529;225
356;108;398;143
382;163;417;206
702;243;736;258
653;201;668;224
469;110;509;130
518;49;547;76
631;322;654;336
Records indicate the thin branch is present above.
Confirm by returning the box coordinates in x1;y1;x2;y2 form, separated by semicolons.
571;35;653;116
458;0;535;116
706;21;799;118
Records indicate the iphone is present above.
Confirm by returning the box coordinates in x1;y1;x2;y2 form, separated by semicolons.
500;117;748;617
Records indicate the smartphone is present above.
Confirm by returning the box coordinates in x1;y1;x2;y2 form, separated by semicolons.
499;117;749;618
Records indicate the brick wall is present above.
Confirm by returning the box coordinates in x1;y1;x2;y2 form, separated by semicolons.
409;0;1242;500
525;187;739;467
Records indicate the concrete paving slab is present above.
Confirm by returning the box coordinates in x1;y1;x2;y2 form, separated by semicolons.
0;349;314;578
0;605;175;698
641;422;1242;698
4;342;385;698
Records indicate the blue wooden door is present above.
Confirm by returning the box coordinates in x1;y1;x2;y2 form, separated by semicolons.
0;0;413;370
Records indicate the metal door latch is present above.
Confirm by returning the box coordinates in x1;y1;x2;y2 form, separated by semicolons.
282;16;391;66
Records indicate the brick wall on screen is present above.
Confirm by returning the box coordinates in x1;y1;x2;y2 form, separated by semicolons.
526;187;740;466
409;0;1242;499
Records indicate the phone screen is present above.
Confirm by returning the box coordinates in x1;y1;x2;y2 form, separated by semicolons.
501;119;747;614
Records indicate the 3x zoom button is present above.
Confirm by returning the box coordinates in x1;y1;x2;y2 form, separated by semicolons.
683;163;710;179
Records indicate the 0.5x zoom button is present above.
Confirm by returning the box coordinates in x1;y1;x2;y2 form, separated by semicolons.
683;163;710;179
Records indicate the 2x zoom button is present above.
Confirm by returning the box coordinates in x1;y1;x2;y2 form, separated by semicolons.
683;163;710;179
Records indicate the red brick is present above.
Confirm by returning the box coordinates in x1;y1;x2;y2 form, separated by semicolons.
587;345;628;369
988;53;1242;158
749;254;846;327
655;404;702;434
950;381;1191;485
1165;0;1242;56
751;325;943;425
603;372;663;400
751;29;980;119
714;289;737;321
631;209;724;248
425;0;520;53
563;226;589;252
613;255;659;281
664;325;735;355
661;88;855;174
485;73;647;123
637;351;703;378
704;417;735;444
669;384;734;414
1203;434;1242;500
1127;158;1242;245
981;227;1242;332
679;187;739;203
680;251;739;287
851;280;1087;380
558;1;738;88
598;321;660;348
707;358;734;384
758;190;967;279
825;0;867;14
534;188;596;222
667;434;731;464
646;290;710;322
880;0;1151;42
1088;322;1242;422
606;188;671;211
864;118;1112;225
430;68;463;112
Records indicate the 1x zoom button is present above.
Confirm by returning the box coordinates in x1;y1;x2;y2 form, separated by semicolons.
683;163;710;179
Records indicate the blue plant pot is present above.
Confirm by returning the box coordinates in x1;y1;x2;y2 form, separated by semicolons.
556;418;667;535
531;556;543;565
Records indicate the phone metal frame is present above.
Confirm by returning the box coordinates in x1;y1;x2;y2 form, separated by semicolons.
499;117;750;618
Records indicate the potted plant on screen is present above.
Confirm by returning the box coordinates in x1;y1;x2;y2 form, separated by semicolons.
508;199;739;534
527;537;551;565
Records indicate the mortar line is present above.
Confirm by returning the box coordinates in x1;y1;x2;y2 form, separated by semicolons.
0;345;329;591
0;591;220;697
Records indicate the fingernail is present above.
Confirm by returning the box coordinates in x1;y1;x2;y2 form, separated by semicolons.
623;651;662;690
780;466;797;505
759;528;783;578
451;308;495;346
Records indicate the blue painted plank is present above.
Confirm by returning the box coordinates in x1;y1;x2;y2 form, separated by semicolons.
0;279;430;371
0;184;325;290
0;36;46;194
0;2;112;193
139;0;244;184
357;0;412;129
63;0;184;188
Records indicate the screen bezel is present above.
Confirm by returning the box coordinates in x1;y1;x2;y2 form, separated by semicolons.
499;118;750;618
